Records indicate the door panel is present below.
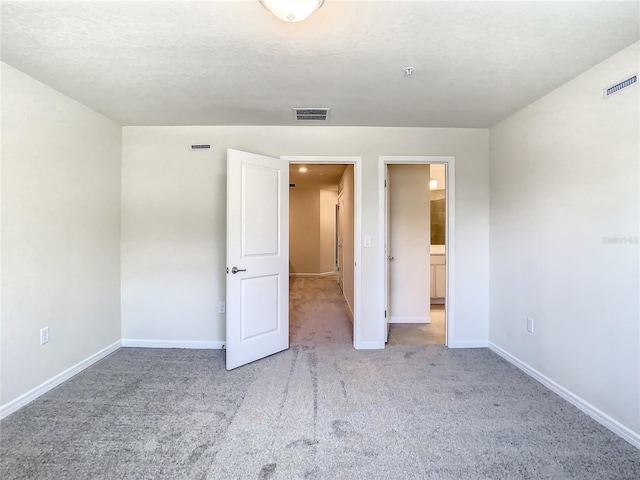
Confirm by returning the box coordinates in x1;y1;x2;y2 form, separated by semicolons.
241;275;279;340
226;149;289;370
243;165;280;256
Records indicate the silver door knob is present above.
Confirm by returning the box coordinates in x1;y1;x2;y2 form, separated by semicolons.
231;267;246;274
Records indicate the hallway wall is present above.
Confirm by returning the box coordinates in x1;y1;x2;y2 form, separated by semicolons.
338;166;355;315
289;188;337;275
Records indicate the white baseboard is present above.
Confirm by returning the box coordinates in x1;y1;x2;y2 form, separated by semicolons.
489;342;640;449
390;316;431;324
121;339;225;349
447;340;488;348
289;272;336;277
0;340;121;420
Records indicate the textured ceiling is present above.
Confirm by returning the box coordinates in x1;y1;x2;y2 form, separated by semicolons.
1;1;638;127
290;164;347;189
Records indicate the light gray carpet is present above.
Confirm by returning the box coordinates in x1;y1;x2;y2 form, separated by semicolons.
1;276;639;479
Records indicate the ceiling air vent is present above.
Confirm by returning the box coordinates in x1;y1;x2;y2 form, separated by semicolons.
191;144;211;150
604;74;637;98
293;108;330;121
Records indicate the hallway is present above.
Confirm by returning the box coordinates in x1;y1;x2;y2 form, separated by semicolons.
290;274;445;347
289;275;353;347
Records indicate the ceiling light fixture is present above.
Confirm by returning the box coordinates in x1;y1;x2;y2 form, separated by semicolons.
429;178;438;190
259;0;324;23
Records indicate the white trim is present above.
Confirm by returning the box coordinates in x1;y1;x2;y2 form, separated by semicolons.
0;340;121;420
289;272;336;277
389;316;431;324
121;339;225;349
282;156;364;349
379;156;456;348
489;342;640;449
448;340;488;348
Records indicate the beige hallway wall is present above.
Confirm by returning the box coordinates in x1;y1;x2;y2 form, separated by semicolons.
338;166;355;314
319;189;338;274
289;189;321;274
289;188;338;275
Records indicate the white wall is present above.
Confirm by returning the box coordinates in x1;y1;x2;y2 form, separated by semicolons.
121;126;489;347
0;63;122;408
389;164;431;323
489;42;639;439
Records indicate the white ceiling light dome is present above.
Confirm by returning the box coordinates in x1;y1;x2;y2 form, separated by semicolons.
259;0;324;23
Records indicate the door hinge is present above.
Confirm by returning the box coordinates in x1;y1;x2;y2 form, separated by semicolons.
384;179;387;188
384;310;387;318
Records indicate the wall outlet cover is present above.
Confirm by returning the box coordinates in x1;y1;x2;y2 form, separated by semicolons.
527;317;534;334
40;327;49;345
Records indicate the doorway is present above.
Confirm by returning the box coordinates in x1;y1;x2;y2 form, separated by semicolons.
379;156;455;347
283;156;363;348
225;151;363;370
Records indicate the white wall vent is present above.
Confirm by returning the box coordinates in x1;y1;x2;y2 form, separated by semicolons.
604;74;637;98
191;144;211;150
293;108;330;121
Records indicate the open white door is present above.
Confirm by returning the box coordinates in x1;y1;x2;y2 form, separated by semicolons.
226;149;289;370
384;165;391;342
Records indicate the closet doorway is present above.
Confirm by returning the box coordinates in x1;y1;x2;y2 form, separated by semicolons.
379;156;455;347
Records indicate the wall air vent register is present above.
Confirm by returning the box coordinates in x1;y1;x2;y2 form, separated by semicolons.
293;108;330;121
604;74;637;98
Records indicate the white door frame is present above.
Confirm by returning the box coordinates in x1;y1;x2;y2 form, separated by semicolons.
379;156;455;347
282;156;363;349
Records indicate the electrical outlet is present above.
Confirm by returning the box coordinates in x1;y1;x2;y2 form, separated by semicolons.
218;302;226;314
527;317;534;334
40;327;49;345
